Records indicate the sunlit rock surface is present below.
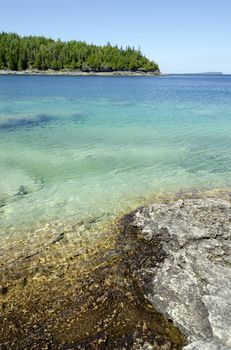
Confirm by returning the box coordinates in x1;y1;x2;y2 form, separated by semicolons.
120;197;231;349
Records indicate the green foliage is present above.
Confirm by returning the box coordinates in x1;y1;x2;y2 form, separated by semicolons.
0;32;159;72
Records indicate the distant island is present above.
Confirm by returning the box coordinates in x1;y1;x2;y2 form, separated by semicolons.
0;32;160;75
183;72;223;75
202;72;223;75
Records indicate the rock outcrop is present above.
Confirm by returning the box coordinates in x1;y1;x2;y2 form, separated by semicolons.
1;194;231;349
120;197;231;349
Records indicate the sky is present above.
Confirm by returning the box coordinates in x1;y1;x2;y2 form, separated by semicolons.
1;0;231;73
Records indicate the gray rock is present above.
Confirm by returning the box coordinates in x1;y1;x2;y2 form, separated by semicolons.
184;338;231;350
122;198;231;349
0;199;6;208
15;185;28;196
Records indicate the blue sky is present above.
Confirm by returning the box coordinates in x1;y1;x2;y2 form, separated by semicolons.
1;0;231;73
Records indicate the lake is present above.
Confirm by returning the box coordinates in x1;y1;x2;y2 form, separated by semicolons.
1;74;231;230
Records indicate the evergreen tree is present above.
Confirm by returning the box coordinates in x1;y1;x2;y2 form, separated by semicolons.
0;32;160;73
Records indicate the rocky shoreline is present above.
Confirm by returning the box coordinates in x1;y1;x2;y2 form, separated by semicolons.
1;191;231;349
0;69;162;77
120;194;231;349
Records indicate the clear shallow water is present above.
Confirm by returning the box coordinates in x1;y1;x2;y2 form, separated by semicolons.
0;74;231;229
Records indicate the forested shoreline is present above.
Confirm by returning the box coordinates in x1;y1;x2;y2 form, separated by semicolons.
0;32;159;73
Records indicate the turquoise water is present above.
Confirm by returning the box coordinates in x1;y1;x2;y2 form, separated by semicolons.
0;74;231;229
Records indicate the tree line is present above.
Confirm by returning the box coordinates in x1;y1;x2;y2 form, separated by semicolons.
0;32;159;72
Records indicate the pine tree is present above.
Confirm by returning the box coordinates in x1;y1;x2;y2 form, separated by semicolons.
0;32;160;73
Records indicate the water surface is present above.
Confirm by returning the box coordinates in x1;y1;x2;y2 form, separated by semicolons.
0;74;231;229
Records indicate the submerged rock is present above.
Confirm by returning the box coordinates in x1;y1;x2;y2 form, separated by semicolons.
15;185;28;196
120;197;231;349
1;193;231;349
0;199;6;208
0;216;184;349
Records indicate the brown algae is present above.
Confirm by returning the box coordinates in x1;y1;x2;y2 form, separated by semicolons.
0;214;185;350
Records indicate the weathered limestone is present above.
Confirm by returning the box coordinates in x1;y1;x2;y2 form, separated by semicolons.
120;197;231;349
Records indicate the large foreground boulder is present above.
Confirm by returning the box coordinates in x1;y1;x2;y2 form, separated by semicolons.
120;198;231;349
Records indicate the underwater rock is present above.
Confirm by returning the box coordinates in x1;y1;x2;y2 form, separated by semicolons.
0;199;6;208
1;194;231;349
51;231;65;244
0;216;184;349
0;172;44;206
15;185;28;196
120;198;231;349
